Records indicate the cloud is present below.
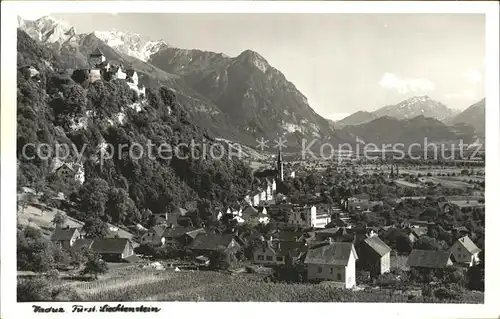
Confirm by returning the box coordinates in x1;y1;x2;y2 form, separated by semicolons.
444;89;477;101
460;70;482;84
378;73;436;94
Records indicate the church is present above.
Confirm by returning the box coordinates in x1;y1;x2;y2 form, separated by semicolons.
253;149;284;181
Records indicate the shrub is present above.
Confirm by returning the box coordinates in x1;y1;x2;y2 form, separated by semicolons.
17;226;55;272
46;269;60;280
356;270;371;284
51;285;82;301
433;287;459;300
17;278;52;302
81;251;108;279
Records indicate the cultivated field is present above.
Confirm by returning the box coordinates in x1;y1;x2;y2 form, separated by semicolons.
49;267;482;303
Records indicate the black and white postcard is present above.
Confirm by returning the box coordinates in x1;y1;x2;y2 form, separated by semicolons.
1;1;499;318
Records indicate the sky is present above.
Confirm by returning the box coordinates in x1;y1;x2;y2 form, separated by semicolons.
24;13;485;121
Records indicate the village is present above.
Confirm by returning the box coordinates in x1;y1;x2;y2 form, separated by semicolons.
17;143;485;302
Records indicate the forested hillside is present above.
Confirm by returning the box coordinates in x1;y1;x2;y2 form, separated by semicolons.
17;29;253;227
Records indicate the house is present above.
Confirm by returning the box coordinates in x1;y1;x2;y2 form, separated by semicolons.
256;207;270;225
314;227;341;241
51;227;81;250
71;238;94;253
125;68;139;84
90;238;135;262
241;206;270;225
315;226;376;244
155;207;188;228
89;68;102;83
449;236;481;267
407;250;453;270
408;227;428;243
101;60;124;80
287;205;331;229
304;240;358;288
346;227;378;244
272;230;303;242
253;240;307;266
187;233;241;256
356;236;391;277
115;66;127;80
19;65;40;80
241;206;259;218
162;227;205;247
245;191;261;206
443;200;485;214
452;226;470;236
225;206;242;217
298;231;316;245
140;225;166;246
347;199;382;213
268;178;277;197
54;162;85;185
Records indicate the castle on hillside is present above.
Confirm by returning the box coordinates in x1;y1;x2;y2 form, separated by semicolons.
87;47;145;95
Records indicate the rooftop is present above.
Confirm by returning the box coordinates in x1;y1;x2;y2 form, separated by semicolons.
457;236;481;254
363;236;391;257
304;242;357;266
407;250;452;269
91;238;131;254
51;227;79;241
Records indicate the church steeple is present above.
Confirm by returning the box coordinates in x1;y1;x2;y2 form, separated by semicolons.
277;149;284;181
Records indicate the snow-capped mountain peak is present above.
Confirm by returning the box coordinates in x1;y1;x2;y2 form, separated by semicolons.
93;30;170;62
18;15;170;62
373;95;457;121
17;15;76;45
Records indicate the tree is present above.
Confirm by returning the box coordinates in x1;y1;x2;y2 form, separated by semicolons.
17;226;55;272
40;188;57;212
82;217;109;239
52;244;71;266
33;178;48;196
79;178;110;217
467;250;484;291
106;187;140;224
395;233;413;253
81;250;108;280
414;236;439;250
52;212;67;229
18;193;35;214
209;250;230;270
70;248;88;270
420;207;438;220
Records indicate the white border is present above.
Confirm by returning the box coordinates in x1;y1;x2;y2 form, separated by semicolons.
2;2;499;319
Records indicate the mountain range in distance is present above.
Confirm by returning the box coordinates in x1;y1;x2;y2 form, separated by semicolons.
17;16;486;153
